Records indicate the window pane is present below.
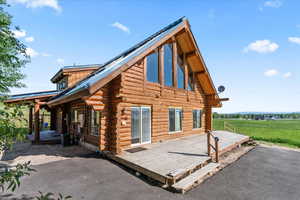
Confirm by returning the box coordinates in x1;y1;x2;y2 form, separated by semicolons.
146;52;159;83
169;108;175;132
131;108;141;144
164;44;173;87
175;109;182;131
141;108;151;143
177;67;184;89
91;110;100;136
193;110;202;128
193;110;196;128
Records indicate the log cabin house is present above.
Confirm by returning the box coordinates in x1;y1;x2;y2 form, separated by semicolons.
5;17;227;155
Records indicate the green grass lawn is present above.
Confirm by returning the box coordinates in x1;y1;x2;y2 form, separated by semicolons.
213;119;300;148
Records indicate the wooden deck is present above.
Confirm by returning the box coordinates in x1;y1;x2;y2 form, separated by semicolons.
106;131;249;185
28;130;61;144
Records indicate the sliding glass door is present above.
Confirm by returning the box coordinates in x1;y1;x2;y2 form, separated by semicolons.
131;107;151;145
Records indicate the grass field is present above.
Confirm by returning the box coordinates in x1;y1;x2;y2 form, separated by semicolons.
213;119;300;148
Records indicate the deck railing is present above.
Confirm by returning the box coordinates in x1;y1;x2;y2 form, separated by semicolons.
224;121;236;133
207;131;219;162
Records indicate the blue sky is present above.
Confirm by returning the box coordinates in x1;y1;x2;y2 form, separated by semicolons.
6;0;300;113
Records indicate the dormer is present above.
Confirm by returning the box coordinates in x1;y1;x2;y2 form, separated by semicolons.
51;64;101;91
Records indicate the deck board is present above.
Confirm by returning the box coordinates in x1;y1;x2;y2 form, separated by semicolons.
112;131;249;183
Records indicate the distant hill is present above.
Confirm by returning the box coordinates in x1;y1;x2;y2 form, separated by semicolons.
224;112;300;115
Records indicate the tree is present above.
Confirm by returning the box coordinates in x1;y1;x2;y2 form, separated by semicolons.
0;2;72;198
0;0;32;193
0;0;28;94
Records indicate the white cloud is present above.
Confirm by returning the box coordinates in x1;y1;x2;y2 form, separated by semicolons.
288;37;300;45
25;36;34;42
56;58;64;64
25;47;39;57
264;0;282;8
283;72;292;78
264;69;279;77
244;40;279;53
9;0;62;12
12;29;26;38
41;53;51;57
111;22;130;34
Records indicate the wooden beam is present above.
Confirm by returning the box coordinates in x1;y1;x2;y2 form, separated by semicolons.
159;46;164;86
37;101;47;105
29;106;33;135
220;98;230;102
185;50;196;58
34;102;40;143
195;71;206;76
183;53;188;90
50;108;56;130
172;39;178;88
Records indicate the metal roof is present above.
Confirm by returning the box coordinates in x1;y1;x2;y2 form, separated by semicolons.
50;17;186;103
5;90;59;102
62;64;102;69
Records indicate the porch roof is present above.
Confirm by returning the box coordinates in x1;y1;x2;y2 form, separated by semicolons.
4;90;58;103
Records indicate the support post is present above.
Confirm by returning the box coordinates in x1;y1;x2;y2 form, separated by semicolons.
50;109;56;130
28;106;33;134
41;112;44;131
215;137;219;163
172;39;178;88
34;102;40;143
207;132;211;156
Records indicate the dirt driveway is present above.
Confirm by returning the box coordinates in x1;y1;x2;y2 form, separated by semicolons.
1;145;300;200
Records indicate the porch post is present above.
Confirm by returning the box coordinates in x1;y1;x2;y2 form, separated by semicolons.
50;108;56;130
28;106;33;134
205;105;212;156
34;101;40;143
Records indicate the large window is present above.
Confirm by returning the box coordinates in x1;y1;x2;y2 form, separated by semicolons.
90;109;101;136
164;43;173;87
169;108;182;132
177;55;185;89
193;109;202;129
146;51;159;83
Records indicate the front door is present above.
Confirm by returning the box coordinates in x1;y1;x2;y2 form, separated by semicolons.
131;107;151;145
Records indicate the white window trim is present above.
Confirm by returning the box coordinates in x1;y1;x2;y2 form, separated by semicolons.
130;106;152;146
90;109;100;137
192;109;202;129
168;107;183;134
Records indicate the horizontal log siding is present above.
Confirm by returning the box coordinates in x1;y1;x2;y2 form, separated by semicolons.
117;59;210;151
85;76;122;153
67;70;95;88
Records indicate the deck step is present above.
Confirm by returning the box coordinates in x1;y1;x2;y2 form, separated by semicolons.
172;162;220;193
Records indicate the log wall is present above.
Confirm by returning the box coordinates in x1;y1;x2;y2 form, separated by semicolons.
67;70;95;88
114;59;210;153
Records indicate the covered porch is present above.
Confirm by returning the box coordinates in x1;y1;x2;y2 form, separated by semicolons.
4;90;59;144
27;130;61;144
106;131;249;186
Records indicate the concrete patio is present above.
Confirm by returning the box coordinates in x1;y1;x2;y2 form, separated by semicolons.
28;130;61;144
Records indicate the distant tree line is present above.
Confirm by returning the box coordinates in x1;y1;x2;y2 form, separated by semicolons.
213;112;300;120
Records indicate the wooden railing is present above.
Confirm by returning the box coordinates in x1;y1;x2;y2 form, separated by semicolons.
224;121;236;133
207;131;219;162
